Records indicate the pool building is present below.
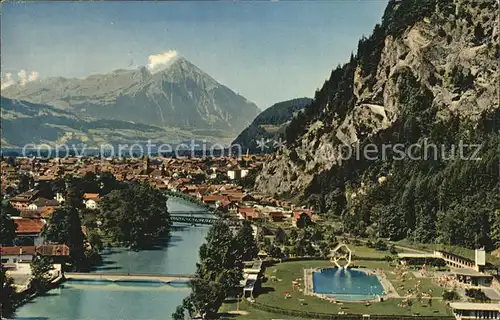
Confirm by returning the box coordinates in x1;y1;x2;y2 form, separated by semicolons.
449;302;500;319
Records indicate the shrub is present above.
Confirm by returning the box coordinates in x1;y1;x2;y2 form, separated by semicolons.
389;244;398;255
429;258;447;268
375;239;389;251
442;290;459;301
465;288;490;302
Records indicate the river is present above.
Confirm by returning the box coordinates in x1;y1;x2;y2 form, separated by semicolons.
15;198;211;320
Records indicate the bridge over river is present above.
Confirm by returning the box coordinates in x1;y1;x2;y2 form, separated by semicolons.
168;211;212;215
65;272;194;284
170;215;221;225
169;211;241;226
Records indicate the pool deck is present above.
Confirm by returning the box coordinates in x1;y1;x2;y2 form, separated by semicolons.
304;267;400;302
371;268;400;299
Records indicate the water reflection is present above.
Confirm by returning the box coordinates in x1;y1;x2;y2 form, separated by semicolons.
15;198;209;320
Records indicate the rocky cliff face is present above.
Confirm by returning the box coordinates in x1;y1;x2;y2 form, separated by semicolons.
256;0;499;202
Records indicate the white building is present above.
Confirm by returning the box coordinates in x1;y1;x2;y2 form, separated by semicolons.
227;169;249;180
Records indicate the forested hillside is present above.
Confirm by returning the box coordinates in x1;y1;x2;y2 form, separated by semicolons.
256;0;499;251
232;98;312;153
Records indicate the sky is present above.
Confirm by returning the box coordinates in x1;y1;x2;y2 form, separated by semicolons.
1;1;388;109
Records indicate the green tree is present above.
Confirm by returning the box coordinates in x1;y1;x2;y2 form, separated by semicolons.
234;221;258;262
172;305;185;320
269;245;282;258
81;172;99;193
184;279;225;319
29;254;54;292
374;239;388;251
42;206;86;270
198;222;242;289
275;227;287;244
6;156;16;167
2;200;21;217
18;173;33;193
491;210;500;250
97;171;121;196
378;205;407;240
99;182;171;249
88;232;103;251
0;209;17;245
178;221;244;318
296;213;313;229
51;177;66;196
64;178;85;210
1;267;17;317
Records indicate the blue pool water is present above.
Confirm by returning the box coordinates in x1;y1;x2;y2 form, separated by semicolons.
312;268;384;301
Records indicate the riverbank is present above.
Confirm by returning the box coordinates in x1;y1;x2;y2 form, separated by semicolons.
164;190;225;216
12;273;65;312
13;198;210;319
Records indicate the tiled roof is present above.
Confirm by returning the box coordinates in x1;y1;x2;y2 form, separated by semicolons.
36;244;70;257
13;218;45;234
0;246;36;255
20;210;41;219
242;211;260;219
32;197;59;207
83;193;100;200
10;190;39;202
269;211;285;217
203;195;227;202
239;208;255;214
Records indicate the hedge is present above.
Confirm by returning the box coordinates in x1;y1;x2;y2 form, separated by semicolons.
248;301;454;320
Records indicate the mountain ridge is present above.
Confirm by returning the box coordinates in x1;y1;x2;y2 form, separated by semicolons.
2;57;260;139
231;97;312;153
0;97;228;148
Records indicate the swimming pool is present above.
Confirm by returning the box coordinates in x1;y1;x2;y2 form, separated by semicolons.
312;268;384;301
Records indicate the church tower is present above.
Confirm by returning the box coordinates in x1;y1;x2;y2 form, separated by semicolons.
143;155;150;174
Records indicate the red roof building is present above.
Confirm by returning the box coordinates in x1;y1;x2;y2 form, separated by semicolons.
13;218;45;235
269;211;286;222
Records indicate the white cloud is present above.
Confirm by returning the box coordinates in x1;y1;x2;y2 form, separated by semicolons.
18;70;27;86
1;72;16;90
146;50;178;73
28;71;39;82
1;70;40;89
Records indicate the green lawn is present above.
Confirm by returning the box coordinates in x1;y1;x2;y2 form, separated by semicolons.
223;259;452;319
384;269;445;297
220;301;304;320
349;245;394;259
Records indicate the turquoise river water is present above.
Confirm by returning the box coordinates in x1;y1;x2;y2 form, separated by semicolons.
15;198;211;320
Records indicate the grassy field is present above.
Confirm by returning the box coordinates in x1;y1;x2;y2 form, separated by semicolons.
220;301;304;320
383;267;445;297
349;245;394;259
222;259;452;319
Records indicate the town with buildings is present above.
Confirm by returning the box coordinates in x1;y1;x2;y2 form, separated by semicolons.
1;154;500;319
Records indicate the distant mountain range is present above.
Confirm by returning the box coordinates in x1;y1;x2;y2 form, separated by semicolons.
1;57;260;147
232;98;312;153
